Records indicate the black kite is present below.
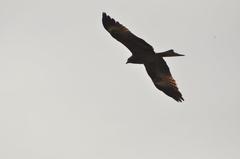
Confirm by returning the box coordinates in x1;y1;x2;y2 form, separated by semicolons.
102;12;184;102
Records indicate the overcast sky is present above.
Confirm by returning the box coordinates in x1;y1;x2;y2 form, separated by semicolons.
0;0;240;159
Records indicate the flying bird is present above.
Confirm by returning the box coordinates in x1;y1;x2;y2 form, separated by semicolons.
102;12;184;102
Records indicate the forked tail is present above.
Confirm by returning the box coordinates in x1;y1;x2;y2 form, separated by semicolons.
156;49;184;57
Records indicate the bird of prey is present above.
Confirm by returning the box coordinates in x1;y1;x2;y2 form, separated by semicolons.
102;12;184;102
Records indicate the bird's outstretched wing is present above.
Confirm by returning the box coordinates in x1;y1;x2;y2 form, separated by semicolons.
144;57;184;102
102;12;154;57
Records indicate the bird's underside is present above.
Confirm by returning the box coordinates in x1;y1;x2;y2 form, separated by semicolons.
102;12;184;102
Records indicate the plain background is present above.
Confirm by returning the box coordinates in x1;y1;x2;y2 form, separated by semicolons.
0;0;239;158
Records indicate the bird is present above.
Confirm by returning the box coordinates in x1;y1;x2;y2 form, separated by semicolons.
102;12;184;102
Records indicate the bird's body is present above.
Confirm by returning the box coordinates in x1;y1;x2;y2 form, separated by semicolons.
102;12;184;102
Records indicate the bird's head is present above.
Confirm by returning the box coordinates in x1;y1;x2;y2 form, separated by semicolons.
126;56;143;64
126;56;136;64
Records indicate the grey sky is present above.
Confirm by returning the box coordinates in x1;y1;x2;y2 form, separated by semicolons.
0;0;239;159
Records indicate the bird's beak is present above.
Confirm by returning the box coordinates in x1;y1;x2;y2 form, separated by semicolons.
126;61;129;64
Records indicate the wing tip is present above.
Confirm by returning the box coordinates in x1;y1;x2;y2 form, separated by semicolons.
155;84;184;102
169;90;184;102
102;12;107;17
102;12;116;30
175;96;184;102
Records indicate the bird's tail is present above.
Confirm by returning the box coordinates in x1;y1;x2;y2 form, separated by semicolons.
156;50;184;57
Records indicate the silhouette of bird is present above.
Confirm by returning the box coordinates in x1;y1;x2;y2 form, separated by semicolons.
102;12;184;102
